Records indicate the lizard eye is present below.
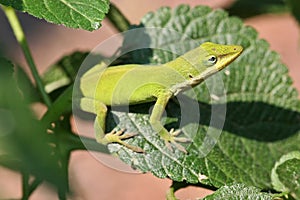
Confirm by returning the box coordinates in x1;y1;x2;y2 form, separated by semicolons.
207;55;217;64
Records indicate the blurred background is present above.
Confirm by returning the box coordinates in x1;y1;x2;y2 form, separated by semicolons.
0;0;299;199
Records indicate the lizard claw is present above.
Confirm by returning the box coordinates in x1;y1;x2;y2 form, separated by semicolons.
160;128;191;154
170;128;191;143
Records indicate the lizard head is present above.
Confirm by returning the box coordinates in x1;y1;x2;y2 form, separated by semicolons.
200;42;243;71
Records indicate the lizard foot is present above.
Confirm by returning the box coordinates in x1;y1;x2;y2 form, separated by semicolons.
98;129;144;153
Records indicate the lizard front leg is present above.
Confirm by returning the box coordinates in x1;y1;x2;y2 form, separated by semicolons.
150;91;190;153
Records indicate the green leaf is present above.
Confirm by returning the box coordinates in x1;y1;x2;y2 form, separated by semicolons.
41;85;73;125
0;56;14;77
0;0;110;31
0;57;67;191
0;154;23;171
101;5;300;190
42;52;88;94
202;183;273;200
271;151;300;199
225;0;287;18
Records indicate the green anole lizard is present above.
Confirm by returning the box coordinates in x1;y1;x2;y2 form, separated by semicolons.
80;42;243;153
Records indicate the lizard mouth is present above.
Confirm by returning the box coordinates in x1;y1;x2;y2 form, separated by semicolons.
216;45;243;71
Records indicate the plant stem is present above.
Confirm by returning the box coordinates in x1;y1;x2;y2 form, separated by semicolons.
68;134;110;153
28;178;43;197
21;172;29;200
2;6;52;107
57;151;69;200
166;186;178;200
106;3;130;32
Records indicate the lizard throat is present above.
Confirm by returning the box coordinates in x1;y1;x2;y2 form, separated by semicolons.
170;67;218;96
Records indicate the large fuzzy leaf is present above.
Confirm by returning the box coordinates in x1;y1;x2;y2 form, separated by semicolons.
100;5;300;191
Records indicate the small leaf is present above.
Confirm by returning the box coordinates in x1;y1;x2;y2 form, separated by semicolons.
0;0;110;31
271;151;300;199
42;52;88;94
202;183;272;200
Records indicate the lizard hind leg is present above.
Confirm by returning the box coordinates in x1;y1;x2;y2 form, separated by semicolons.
93;102;144;153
